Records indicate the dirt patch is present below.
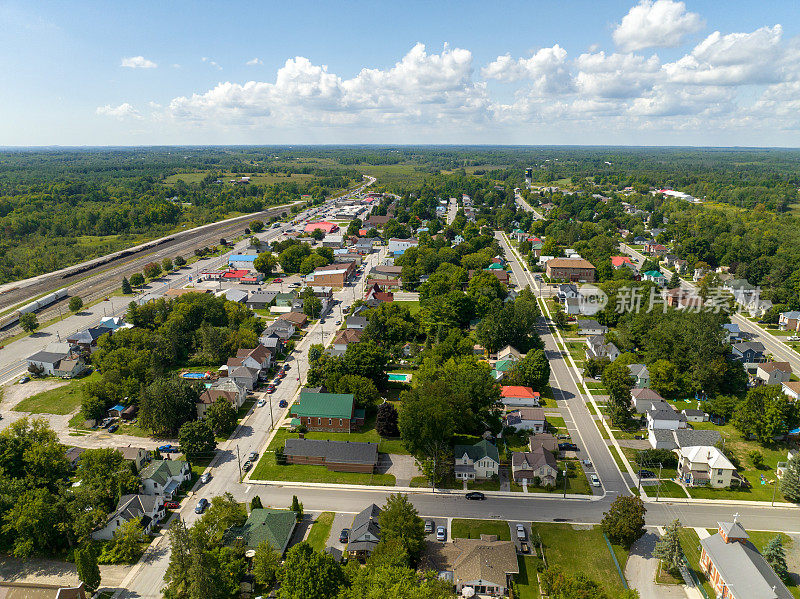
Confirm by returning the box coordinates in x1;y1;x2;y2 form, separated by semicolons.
2;380;69;410
0;556;131;587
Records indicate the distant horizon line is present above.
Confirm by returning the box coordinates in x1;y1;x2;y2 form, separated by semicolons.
1;144;800;151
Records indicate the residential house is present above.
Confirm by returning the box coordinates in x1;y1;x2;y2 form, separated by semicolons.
642;270;667;287
92;494;164;540
453;440;500;481
646;404;687;431
0;583;88;599
504;408;547;433
556;284;579;302
700;520;793;599
676;446;737;488
66;326;112;352
197;378;247;418
278;311;309;328
722;323;742;343
330;328;364;354
611;256;635;270
364;283;394;305
496;345;522;362
223;509;297;555
577;319;608;336
139;460;191;499
755;362;792;386
747;298;773;318
368;277;401;290
545;258;596;282
345;315;368;330
231;345;272;373
53;356;89;378
246;290;278;310
305;262;355;287
778;311;800;331
682;409;709;423
644;242;668;256
366;214;392;228
283;438;378;473
290;391;364;432
665;288;704;310
259;333;283;359
777;449;796;479
528;433;559;453
632;236;651;244
226;364;259;391
631;388;666;413
648;428;721;451
387;238;419;254
425;536;519;597
500;386;541;407
25;347;85;377
263;319;294;341
372;264;403;278
511;447;558;486
628;363;650;388
116;446;150;472
347;504;382;561
323;234;344;248
563;297;581;315
65;446;86;468
781;381;800;401
731;341;765;363
585;334;620;362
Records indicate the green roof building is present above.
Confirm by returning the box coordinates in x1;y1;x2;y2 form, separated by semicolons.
290;391;363;432
224;509;297;554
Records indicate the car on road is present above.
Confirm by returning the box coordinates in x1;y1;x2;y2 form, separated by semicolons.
516;524;526;540
266;385;276;394
158;444;178;453
248;451;258;461
195;498;208;514
558;443;578;451
282;364;290;371
339;529;350;543
582;459;592;467
590;474;601;487
289;283;300;288
436;526;446;542
257;398;266;407
424;520;434;534
278;399;288;408
335;319;341;325
789;336;800;341
242;460;252;472
465;491;486;500
638;470;656;479
164;501;180;509
273;278;283;283
107;424;119;433
200;473;211;484
18;376;30;384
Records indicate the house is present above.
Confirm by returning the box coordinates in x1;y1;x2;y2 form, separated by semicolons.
0;583;88;599
290;391;364;432
53;357;89;378
500;386;541;407
755;362;792;386
91;494;165;540
699;520;793;599
496;345;522;362
648;428;721;450
278;311;309;328
347;504;382;561
227;364;260;391
197;378;247;418
646;404;687;431
665;288;704;310
528;433;559;453
139;460;191;499
778;311;800;331
222;288;248;303
304;221;339;234
642;270;667;287
387;238;419;254
628;363;650;388
556;284;579;301
424;536;519;597
777;449;796;479
263;319;294;341
117;446;150;471
781;381;800;401
611;256;635;269
230;345;271;373
722;323;742;343
491;359;515;380
631;388;666;413
366;214;392;228
511;447;558;486
65;446;86;468
322;234;344;248
545;258;596;282
66;326;112;351
227;254;258;270
364;283;394;304
345;315;368;330
306;263;355;287
731;341;765;363
331;328;364;353
747;298;773;318
577;319;608;336
676;446;736;488
372;264;403;278
283;438;378;473
453;440;500;481
682;408;709;423
644;242;668;255
504;408;547;433
25;347;84;377
223;509;297;555
246;290;278;310
633;236;650;244
585;334;620;362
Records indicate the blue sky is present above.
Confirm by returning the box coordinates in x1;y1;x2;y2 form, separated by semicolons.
2;0;799;146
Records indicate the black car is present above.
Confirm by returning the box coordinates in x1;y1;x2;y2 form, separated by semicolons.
465;491;486;500
108;424;119;433
279;399;288;408
339;528;350;543
638;469;656;479
558;443;578;451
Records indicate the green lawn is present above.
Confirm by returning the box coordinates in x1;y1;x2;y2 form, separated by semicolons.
451;519;511;541
640;480;688;498
514;556;542;599
306;512;335;552
678;528;715;598
280;412;409;455
547;416;567;430
249;429;396;486
13;373;100;415
392;300;420;315
531;523;629;597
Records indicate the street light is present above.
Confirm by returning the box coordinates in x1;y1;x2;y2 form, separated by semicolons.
562;470;568;498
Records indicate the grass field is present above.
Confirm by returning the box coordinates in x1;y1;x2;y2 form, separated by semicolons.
392;300;421;315
531;523;629;597
451;519;511;541
13;373;100;415
514;555;541;599
164;172;318;186
306;512;335;552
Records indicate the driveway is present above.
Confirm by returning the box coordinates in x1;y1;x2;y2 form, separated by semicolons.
377;453;420;486
625;531;689;599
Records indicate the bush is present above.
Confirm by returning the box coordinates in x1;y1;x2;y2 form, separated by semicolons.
637;449;678;469
69;296;84;312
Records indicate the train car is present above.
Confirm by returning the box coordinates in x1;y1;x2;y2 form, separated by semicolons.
16;288;68;316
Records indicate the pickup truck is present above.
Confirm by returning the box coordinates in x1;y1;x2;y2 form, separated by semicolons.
519;541;530;554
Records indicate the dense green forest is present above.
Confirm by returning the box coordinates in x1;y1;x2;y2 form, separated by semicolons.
2;146;799;284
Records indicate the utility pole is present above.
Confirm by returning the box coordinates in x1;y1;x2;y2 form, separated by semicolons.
236;445;242;482
655;462;663;502
772;473;778;506
563;469;568;498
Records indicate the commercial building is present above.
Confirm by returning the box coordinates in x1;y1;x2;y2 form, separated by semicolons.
545;258;596;282
283;438;378;473
289;391;364;432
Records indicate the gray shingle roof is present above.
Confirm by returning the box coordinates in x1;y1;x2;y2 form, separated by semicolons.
283;438;378;465
26;350;67;364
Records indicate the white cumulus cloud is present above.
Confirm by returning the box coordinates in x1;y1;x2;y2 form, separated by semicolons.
613;0;704;52
202;57;223;70
96;103;142;119
574;51;661;98
481;45;572;95
120;56;158;69
246;57;263;66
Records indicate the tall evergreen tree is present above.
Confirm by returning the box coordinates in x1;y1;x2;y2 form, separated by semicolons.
652;519;684;574
75;544;101;593
762;535;790;583
779;454;800;503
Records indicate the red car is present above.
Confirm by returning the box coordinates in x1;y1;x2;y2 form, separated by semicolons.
266;385;276;393
273;278;283;283
164;501;180;509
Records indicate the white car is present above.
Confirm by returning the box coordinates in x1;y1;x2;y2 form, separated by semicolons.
789;336;800;342
436;526;446;542
200;473;211;484
590;474;601;487
257;399;266;407
516;524;526;540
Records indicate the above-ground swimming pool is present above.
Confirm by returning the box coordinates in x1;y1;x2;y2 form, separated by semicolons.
387;373;411;382
181;372;208;379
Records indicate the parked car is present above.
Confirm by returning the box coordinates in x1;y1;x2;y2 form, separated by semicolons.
242;460;252;472
520;541;530;554
335;319;341;325
107;424;119;433
638;470;656;479
436;526;447;542
195;498;208;514
556;434;570;440
164;501;180;509
278;399;288;408
590;474;601;487
465;491;486;500
558;443;578;451
200;473;211;484
339;528;350;543
789;336;800;341
257;398;266;407
424;520;434;533
266;385;276;394
516;524;526;540
248;451;258;461
158;444;178;453
289;283;300;288
18;376;30;384
273;278;283;283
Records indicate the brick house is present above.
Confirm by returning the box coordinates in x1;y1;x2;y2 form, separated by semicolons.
290;391;364;432
545;258;596;282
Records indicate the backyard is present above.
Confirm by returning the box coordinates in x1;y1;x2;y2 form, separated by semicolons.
12;372;99;415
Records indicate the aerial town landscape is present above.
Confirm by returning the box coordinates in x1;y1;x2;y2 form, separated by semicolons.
2;1;800;599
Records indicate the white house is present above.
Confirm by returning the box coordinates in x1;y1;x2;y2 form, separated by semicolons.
676;446;737;488
92;494;164;540
585;335;620;362
387;238;418;254
500;386;541;407
646;404;687;431
227;254;258;269
139;460;191;499
453;440;500;481
504;407;547;433
782;381;800;401
682;408;708;423
577;319;608;336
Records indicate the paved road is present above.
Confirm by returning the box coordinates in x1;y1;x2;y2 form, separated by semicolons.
515;190;544;219
446;198;458;225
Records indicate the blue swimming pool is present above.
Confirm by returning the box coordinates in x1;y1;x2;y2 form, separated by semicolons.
181;372;206;379
387;373;411;382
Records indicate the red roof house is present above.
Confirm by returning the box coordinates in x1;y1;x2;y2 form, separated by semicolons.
611;256;634;268
501;386;541;407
